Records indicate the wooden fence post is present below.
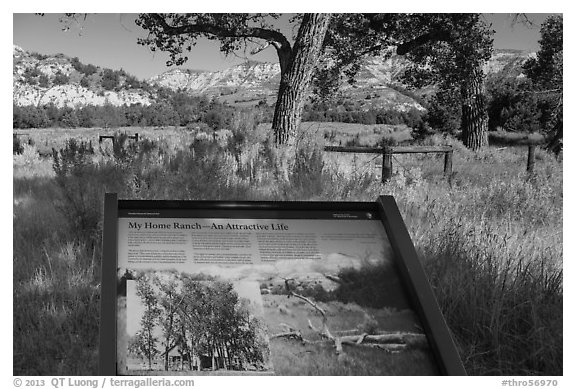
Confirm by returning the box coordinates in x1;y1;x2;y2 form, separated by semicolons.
382;146;393;182
527;145;536;173
443;148;453;177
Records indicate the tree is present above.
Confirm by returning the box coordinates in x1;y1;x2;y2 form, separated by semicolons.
154;276;183;371
134;277;161;370
136;14;330;146
143;102;180;127
422;91;461;135
93;103;127;128
136;13;494;151
170;277;268;371
398;14;493;150
486;76;541;133
523;15;563;154
13;104;50;128
60;107;80;128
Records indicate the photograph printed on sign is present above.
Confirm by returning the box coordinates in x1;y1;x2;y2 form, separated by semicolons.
116;217;439;375
122;276;273;375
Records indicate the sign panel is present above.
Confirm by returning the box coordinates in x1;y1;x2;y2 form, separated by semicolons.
100;195;465;376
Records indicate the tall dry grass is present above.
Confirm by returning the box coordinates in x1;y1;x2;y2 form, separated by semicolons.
13;117;562;375
379;138;562;375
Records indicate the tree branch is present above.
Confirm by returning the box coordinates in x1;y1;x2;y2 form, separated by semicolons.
289;291;334;340
148;13;291;52
270;331;304;342
396;29;452;55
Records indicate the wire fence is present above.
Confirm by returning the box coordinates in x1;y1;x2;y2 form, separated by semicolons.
324;144;557;185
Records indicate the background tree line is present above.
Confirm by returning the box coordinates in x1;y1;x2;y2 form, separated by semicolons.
13;76;557;139
13;93;237;130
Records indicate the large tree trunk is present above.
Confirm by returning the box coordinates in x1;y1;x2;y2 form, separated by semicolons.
272;13;331;145
546;101;563;157
460;67;488;151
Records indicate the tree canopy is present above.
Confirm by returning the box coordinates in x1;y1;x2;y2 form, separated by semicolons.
135;13;495;149
128;275;269;372
523;15;563;91
523;15;563;153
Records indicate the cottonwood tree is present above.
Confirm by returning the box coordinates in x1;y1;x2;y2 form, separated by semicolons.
154;276;184;371
174;279;267;371
396;15;493;150
133;277;161;370
135;13;495;151
523;15;563;154
136;14;330;147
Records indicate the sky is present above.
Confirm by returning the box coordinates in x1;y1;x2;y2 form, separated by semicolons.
12;13;556;80
13;13;289;79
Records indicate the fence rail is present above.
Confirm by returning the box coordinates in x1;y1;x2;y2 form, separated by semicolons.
98;133;139;143
324;145;453;182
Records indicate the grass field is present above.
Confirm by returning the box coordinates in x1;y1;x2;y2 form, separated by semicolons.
13;119;562;376
263;295;439;375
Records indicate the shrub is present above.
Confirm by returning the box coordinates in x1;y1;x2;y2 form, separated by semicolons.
163;139;248;199
23;66;41;83
80;76;90;88
101;69;120;90
13;143;42;167
38;74;50;88
53;70;69;85
30;52;48;61
52;139;127;240
290;146;325;198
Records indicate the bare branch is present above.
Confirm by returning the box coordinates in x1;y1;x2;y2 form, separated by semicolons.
356;333;367;344
279;323;297;332
270;331;304;341
250;41;271;55
512;13;536;28
290;291;334;340
148;13;291;53
339;332;428;347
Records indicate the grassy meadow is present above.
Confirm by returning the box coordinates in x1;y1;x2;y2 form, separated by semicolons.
264;295;439;375
13;114;562;375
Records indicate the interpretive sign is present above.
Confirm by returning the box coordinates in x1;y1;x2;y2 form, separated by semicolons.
100;194;465;376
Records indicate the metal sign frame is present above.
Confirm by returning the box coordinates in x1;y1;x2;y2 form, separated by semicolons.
99;193;466;376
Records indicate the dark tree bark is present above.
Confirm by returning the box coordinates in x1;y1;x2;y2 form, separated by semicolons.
271;14;331;145
460;67;488;151
546;110;563;157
